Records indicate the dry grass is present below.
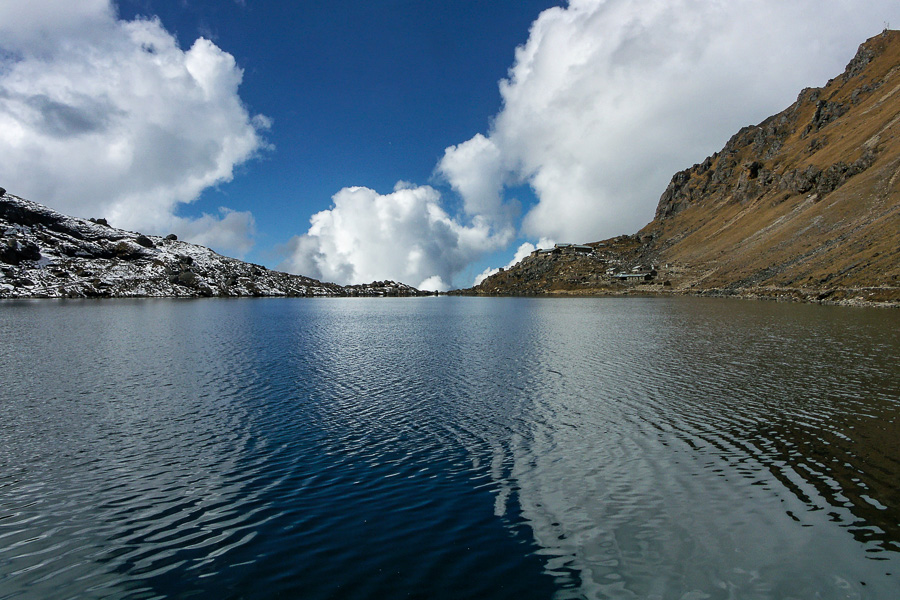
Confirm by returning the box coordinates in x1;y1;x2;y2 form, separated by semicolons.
643;31;900;302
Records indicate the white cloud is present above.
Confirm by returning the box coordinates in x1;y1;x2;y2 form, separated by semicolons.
417;276;448;293
0;0;113;52
0;0;269;256
441;0;900;244
437;133;514;225
171;208;256;258
279;184;513;291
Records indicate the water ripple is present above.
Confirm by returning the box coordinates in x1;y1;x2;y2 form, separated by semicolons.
0;297;897;599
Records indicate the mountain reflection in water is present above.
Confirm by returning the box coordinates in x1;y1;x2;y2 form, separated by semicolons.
0;297;897;599
433;297;900;598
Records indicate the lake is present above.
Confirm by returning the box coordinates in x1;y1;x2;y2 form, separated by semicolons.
0;296;898;599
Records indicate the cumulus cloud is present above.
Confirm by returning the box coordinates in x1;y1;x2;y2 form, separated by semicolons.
441;0;900;244
437;133;514;225
0;0;269;256
279;183;513;291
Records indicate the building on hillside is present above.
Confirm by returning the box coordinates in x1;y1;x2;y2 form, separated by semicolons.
614;267;658;282
553;243;594;254
616;272;654;281
530;244;595;257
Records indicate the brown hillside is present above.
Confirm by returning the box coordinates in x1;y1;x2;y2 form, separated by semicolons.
646;30;900;303
462;31;900;306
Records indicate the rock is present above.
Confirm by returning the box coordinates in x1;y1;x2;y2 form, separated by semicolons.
780;165;822;194
165;234;178;241
744;161;762;179
135;234;154;248
176;271;199;286
0;239;41;265
841;42;875;81
114;241;141;258
808;100;849;134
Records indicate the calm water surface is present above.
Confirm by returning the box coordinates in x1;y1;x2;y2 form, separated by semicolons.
0;297;898;599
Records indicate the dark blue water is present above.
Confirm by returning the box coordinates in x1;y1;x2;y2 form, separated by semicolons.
1;297;898;599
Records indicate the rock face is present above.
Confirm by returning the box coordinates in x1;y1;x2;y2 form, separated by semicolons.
0;195;433;299
461;31;900;307
465;238;661;296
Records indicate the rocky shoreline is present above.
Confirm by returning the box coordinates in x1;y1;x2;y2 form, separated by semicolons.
0;194;435;299
452;282;900;308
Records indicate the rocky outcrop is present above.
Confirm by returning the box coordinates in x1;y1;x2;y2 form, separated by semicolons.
653;32;898;222
0;194;434;299
454;237;663;296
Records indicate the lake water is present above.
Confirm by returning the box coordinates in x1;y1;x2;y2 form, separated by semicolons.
1;297;898;599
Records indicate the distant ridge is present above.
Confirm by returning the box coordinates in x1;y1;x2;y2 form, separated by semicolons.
0;194;433;298
462;31;900;307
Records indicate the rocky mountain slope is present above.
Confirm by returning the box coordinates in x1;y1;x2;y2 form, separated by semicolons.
463;31;900;307
0;194;432;298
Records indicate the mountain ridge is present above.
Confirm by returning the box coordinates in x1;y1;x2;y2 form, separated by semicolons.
0;194;433;299
460;30;900;307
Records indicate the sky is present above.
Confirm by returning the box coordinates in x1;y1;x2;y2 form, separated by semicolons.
1;1;899;290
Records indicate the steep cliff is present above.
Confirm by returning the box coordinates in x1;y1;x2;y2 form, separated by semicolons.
464;31;900;306
0;194;431;298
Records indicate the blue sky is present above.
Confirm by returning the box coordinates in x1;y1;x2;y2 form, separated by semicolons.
2;1;899;289
114;0;558;254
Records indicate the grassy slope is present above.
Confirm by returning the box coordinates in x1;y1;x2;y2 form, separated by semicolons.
645;31;900;303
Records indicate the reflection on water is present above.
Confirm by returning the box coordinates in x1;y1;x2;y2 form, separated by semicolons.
479;299;900;598
0;297;898;599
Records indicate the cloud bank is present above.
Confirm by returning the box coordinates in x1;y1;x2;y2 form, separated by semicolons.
280;183;513;291
288;0;900;288
0;0;268;256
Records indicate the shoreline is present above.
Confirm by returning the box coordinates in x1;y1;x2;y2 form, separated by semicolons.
5;285;897;308
449;285;900;308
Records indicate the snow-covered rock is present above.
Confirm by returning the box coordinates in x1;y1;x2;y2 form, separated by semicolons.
0;193;433;299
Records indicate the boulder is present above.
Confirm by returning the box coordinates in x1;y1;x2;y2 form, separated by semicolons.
0;239;41;265
177;271;199;286
135;234;154;248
